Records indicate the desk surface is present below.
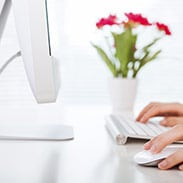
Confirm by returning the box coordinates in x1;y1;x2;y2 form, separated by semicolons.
0;106;182;183
1;1;183;181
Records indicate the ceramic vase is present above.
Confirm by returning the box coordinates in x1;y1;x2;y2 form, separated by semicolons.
108;78;138;113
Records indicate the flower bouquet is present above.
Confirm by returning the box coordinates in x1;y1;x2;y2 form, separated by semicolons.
92;12;171;78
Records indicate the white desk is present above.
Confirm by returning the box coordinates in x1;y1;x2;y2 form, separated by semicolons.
0;106;182;183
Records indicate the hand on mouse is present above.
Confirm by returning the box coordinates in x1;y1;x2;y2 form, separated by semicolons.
136;102;183;126
144;125;183;170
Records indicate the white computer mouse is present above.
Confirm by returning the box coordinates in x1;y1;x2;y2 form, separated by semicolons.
134;145;183;166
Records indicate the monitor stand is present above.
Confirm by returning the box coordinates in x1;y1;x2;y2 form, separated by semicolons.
0;0;74;140
0;124;74;141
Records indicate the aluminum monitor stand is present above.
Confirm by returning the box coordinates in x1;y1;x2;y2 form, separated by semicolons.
0;0;74;140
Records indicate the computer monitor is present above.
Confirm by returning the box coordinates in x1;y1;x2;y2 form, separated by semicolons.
1;0;57;103
0;0;8;40
0;0;74;140
13;0;58;103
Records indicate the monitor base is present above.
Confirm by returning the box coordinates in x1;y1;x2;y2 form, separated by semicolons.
0;124;74;141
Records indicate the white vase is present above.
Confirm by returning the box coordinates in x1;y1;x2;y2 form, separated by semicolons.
108;78;138;113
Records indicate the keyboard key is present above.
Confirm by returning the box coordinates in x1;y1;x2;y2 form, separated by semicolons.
125;120;147;136
136;123;156;137
115;116;137;135
114;114;171;138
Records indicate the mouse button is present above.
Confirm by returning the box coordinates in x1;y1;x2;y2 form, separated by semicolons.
143;159;164;167
134;150;154;164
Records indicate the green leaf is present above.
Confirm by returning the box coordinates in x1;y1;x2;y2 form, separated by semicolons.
112;29;137;77
133;49;161;78
92;44;118;77
143;50;161;64
143;38;160;52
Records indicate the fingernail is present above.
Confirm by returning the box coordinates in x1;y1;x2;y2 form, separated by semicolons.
141;117;145;122
144;142;150;149
179;164;183;170
136;118;141;122
159;160;167;168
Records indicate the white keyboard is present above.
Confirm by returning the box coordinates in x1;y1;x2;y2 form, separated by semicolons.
106;114;173;144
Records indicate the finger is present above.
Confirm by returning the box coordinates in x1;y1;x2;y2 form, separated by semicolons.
143;133;164;150
158;150;183;170
178;163;183;171
144;139;155;150
138;103;182;123
138;105;165;123
138;103;183;123
160;117;183;127
136;102;160;122
144;136;161;151
136;103;155;121
148;125;183;154
160;117;178;127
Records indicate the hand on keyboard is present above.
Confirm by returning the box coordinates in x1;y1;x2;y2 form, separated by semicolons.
136;102;183;127
106;114;183;144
